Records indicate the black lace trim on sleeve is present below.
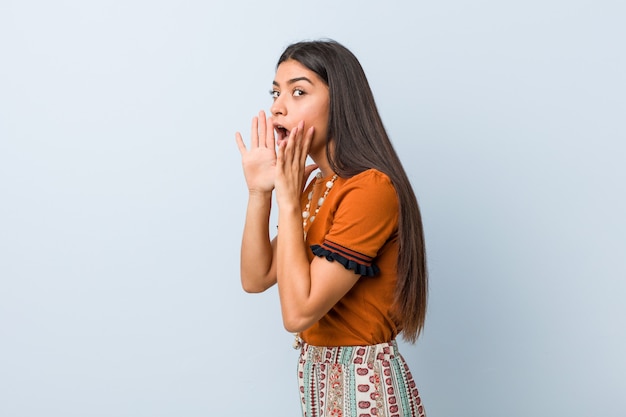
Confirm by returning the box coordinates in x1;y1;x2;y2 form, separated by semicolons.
310;244;380;276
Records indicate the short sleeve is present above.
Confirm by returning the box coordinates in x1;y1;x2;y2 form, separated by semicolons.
310;170;399;276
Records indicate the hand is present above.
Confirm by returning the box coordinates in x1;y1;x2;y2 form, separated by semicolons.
275;121;318;207
235;110;277;194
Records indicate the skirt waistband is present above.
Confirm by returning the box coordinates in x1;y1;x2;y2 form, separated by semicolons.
300;340;400;366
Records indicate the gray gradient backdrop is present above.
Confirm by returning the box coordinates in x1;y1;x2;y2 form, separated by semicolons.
1;0;624;416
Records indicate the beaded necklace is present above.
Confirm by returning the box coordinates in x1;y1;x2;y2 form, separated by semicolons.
302;173;338;239
294;172;338;349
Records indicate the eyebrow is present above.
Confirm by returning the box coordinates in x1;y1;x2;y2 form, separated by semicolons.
272;76;314;87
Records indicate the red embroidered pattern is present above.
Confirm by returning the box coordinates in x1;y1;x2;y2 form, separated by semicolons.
297;342;426;417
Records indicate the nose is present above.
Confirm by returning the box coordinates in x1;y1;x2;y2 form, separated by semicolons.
270;95;286;117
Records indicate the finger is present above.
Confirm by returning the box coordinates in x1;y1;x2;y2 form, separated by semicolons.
280;125;296;171
250;116;259;148
276;135;286;169
284;125;297;160
235;132;247;155
258;110;267;148
291;121;305;167
301;126;315;162
265;114;275;149
298;122;311;168
303;163;319;182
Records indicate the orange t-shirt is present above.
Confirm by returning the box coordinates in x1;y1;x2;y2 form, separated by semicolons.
301;169;400;346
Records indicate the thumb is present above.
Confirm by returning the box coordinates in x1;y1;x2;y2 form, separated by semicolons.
301;164;319;191
304;164;319;180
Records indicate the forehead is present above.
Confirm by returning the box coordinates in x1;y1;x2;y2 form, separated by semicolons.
273;59;324;86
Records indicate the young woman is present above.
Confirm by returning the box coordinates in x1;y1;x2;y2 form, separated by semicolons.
236;39;427;417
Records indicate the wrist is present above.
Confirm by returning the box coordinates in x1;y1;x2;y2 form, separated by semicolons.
248;189;273;199
277;201;301;214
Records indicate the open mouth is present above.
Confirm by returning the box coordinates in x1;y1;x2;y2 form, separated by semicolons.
274;125;290;142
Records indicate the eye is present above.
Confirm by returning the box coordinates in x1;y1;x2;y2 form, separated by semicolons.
293;89;305;97
269;90;280;99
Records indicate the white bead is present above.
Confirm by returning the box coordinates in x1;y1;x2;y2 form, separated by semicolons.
302;174;337;248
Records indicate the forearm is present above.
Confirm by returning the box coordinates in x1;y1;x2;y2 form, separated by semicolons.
240;191;276;292
275;204;314;330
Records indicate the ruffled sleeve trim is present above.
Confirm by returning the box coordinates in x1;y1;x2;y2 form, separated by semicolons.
311;241;380;277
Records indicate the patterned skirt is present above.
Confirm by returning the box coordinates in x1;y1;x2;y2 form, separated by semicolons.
297;340;426;417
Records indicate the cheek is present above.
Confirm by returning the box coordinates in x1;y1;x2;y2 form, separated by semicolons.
310;117;329;149
307;105;330;130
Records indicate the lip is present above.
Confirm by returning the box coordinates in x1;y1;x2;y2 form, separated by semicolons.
273;123;290;142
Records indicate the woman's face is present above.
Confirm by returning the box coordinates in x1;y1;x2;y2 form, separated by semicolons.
270;59;330;155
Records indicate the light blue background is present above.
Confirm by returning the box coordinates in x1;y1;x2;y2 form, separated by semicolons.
1;1;624;416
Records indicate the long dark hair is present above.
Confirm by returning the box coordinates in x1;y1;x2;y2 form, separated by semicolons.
277;39;428;342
